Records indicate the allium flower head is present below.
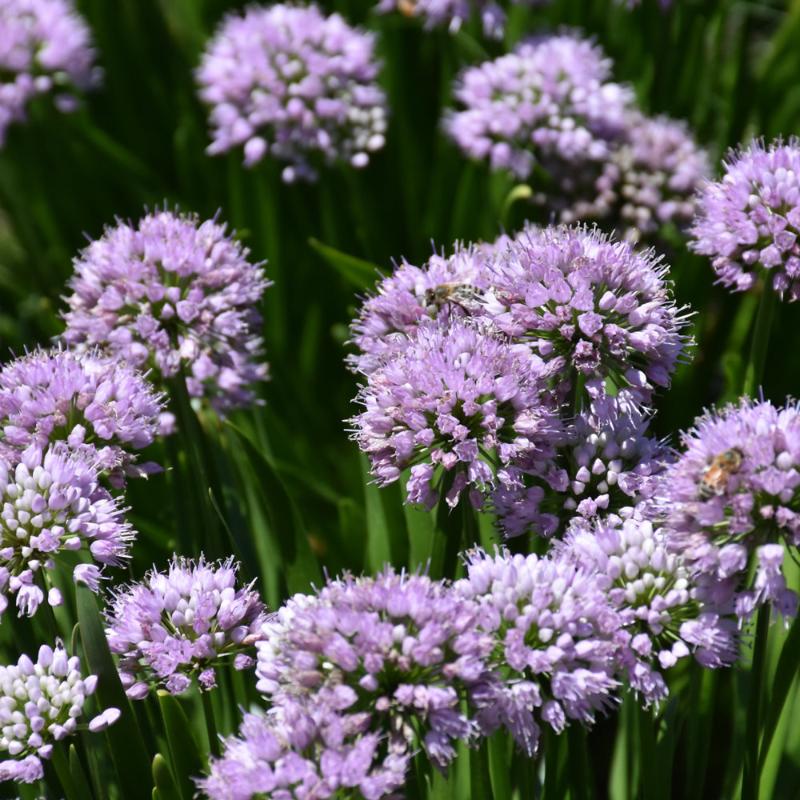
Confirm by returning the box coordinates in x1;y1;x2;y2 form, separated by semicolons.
199;706;408;800
350;319;560;510
484;225;690;401
559;513;737;705
62;210;269;413
256;568;494;770
197;4;387;182
349;241;500;375
0;0;100;146
690;139;800;299
446;33;633;180
494;387;669;538
0;347;166;482
0;444;133;618
0;642;119;783
549;114;710;243
105;556;267;698
657;398;800;622
456;549;620;755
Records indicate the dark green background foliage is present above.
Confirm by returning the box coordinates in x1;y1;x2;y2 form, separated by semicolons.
1;1;799;798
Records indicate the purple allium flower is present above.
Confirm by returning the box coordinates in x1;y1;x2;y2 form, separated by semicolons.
493;387;669;538
445;33;633;180
256;568;494;770
656;398;800;623
484;225;690;402
350;318;560;510
0;642;118;783
0;0;100;147
197;4;387;182
348;241;499;376
0;444;133;618
62;210;269;414
547;114;710;243
456;549;621;756
690;139;800;299
0;347;166;483
105;556;267;698
558;512;738;706
199;705;409;800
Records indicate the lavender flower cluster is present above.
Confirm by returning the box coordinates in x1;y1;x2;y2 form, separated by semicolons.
62;210;270;413
654;398;800;622
0;0;100;146
105;556;267;697
446;33;708;243
690;139;800;300
197;4;388;182
0;643;118;783
349;223;688;538
204;535;735;797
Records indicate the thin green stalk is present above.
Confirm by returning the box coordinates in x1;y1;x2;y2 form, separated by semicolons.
568;726;592;800
742;604;771;800
743;279;777;396
50;744;82;800
428;498;464;581
201;690;221;758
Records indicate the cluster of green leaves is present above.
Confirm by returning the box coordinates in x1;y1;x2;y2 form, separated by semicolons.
1;0;799;798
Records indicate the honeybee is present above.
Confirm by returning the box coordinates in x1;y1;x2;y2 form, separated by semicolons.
423;282;484;314
397;0;418;15
698;448;743;499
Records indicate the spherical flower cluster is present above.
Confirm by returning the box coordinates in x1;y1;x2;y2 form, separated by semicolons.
656;398;800;622
445;33;633;180
0;444;133;618
199;705;408;800
549;114;710;243
350;319;560;509
197;4;387;182
256;568;494;770
484;225;690;402
0;348;166;483
105;556;267;698
559;513;738;705
349;241;499;375
62;210;270;413
456;549;620;755
493;388;669;538
0;643;119;784
0;0;100;147
690;139;800;300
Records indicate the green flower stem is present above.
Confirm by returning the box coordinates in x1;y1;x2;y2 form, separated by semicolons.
50;743;82;800
201;689;221;758
742;603;771;800
742;277;777;397
429;478;480;581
